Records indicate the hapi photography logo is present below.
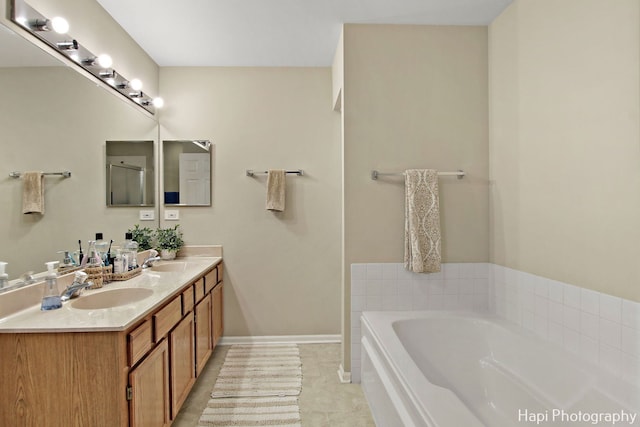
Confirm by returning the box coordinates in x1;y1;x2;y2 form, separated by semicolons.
518;409;638;425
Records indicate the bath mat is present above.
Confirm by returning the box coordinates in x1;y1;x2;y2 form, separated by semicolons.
197;344;302;427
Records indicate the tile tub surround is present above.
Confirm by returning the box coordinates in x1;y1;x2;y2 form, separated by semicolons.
350;263;491;382
350;262;640;386
492;264;640;386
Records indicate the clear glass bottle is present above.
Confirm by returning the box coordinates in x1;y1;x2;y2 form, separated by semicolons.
41;261;62;310
95;233;109;264
122;232;139;270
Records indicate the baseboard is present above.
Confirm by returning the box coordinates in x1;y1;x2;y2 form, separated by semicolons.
337;363;351;383
218;334;341;346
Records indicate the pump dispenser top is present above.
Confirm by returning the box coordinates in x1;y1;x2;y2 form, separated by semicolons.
41;261;62;311
0;262;8;288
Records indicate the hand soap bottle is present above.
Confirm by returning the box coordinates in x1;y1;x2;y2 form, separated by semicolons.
41;261;62;311
0;262;8;288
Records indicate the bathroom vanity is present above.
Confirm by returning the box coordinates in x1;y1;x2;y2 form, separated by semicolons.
0;251;223;427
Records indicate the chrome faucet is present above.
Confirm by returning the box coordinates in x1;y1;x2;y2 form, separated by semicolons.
141;256;161;269
60;271;91;301
141;250;161;269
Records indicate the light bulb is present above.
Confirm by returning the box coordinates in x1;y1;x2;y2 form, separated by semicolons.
152;97;164;108
50;16;69;34
129;79;143;91
97;54;112;68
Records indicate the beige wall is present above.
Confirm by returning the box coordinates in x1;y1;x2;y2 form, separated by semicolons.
0;67;157;279
489;0;640;302
341;24;490;370
159;67;342;336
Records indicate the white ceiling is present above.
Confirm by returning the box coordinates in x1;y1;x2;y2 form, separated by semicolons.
97;0;513;67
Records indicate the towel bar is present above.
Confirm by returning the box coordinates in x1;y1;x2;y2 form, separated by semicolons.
246;169;304;177
9;171;71;178
371;170;464;180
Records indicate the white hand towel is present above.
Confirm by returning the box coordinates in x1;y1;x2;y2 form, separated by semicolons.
404;169;441;273
266;169;286;211
22;171;45;214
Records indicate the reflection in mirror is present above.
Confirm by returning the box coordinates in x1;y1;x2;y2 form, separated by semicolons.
106;141;154;206
163;140;212;206
0;22;158;282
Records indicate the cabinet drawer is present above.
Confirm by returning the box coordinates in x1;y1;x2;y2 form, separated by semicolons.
182;285;194;313
194;278;205;303
216;263;223;284
154;296;182;341
128;319;153;366
204;269;216;294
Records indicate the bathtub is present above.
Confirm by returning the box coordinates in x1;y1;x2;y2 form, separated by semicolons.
360;311;639;427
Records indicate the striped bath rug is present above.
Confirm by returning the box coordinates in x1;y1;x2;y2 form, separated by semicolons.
197;344;302;427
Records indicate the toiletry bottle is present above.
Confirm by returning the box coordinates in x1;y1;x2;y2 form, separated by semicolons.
113;249;125;274
41;261;62;310
95;233;112;265
87;240;103;267
122;232;139;270
0;262;8;289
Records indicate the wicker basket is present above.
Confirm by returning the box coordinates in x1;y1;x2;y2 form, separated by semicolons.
111;267;142;282
84;265;105;289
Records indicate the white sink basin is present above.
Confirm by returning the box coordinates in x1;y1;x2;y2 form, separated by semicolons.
151;262;189;273
71;288;153;310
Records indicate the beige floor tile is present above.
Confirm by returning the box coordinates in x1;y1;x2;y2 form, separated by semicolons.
173;343;375;426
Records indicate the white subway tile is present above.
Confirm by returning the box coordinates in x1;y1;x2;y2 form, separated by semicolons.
534;315;548;339
473;294;489;311
443;279;460;295
563;284;581;309
459;294;475;310
382;295;400;311
380;280;398;296
428;280;445;295
505;302;520;324
522;310;535;333
518;272;535;296
548;321;563;346
398;295;413;310
428;294;444;310
520;293;535;313
443;263;461;279
535;296;549;319
459;279;475;295
534;276;549;298
475;263;490;279
599;318;621;349
412;297;429;311
366;280;383;296
476;278;489;294
549;301;564;325
365;295;382;311
493;264;506;284
351;296;365;311
620;353;639;386
459;264;475;279
366;264;383;280
382;264;398;280
563;306;581;331
564;327;581;354
351;280;365;296
580;311;600;340
580;335;599;364
622;326;640;357
580;288;600;315
351;264;366;280
443;294;459;310
599;293;622;323
397;265;414;280
622;300;640;329
548;280;564;303
411;281;429;299
396;280;412;296
599;343;622;376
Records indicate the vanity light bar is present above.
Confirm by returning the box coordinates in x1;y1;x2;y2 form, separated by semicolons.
10;0;159;115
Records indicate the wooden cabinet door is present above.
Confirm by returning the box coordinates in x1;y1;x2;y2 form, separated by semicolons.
129;339;170;427
212;283;223;347
170;314;196;419
195;293;213;376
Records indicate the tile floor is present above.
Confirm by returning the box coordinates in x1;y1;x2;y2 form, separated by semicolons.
172;343;376;427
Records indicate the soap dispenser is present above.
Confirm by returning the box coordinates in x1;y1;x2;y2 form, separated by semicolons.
0;262;8;289
41;261;62;311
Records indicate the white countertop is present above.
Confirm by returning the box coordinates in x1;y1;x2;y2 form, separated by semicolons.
0;257;221;333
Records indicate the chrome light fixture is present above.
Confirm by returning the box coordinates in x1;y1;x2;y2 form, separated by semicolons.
10;0;162;114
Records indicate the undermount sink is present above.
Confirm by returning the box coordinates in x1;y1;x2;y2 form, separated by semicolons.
70;288;153;310
150;262;189;273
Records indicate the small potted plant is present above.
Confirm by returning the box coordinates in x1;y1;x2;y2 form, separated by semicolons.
155;224;184;260
127;224;155;251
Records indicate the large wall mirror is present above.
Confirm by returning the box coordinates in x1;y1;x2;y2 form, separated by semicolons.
0;22;159;282
106;140;155;206
163;140;212;206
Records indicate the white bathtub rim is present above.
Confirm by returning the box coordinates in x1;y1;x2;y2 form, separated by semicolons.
361;310;486;427
361;310;640;424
